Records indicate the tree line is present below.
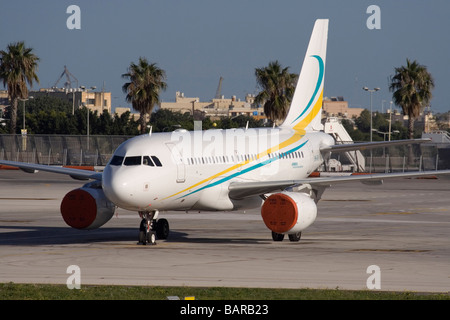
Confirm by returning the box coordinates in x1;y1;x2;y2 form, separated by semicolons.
0;96;139;135
0;95;267;135
1;41;435;139
0;93;417;142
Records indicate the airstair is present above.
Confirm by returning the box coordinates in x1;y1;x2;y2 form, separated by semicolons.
323;117;365;172
422;131;450;143
422;131;450;169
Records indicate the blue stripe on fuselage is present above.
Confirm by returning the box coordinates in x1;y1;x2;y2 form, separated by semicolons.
178;140;308;199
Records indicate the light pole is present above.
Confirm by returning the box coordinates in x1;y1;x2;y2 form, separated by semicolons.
19;98;28;132
388;101;393;141
80;86;96;150
362;87;380;142
18;96;33;134
373;129;399;141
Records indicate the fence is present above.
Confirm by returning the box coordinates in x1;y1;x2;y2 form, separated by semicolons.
0;134;133;166
350;143;450;172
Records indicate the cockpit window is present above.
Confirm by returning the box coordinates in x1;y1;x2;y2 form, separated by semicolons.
151;156;162;167
110;155;124;166
143;156;155;166
124;156;142;166
111;155;161;167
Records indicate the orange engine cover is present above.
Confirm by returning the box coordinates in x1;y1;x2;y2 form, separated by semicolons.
261;193;298;233
261;192;317;234
60;186;115;230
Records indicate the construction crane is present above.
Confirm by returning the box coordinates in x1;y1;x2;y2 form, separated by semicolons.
214;76;223;99
54;65;79;89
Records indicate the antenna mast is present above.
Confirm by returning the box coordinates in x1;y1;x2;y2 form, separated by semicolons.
214;76;223;99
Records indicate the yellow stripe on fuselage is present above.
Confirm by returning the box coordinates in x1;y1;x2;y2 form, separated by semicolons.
162;131;303;200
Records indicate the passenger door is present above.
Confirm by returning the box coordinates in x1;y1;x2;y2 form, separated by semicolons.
165;142;186;183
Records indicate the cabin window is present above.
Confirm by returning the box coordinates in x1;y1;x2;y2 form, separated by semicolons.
110;155;124;166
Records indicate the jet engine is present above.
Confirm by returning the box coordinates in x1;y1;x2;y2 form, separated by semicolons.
60;181;116;230
261;192;317;234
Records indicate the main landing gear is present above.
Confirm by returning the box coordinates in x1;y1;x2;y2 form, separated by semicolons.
271;231;302;242
138;210;170;245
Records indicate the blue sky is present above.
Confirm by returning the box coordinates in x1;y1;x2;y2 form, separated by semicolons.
1;0;449;114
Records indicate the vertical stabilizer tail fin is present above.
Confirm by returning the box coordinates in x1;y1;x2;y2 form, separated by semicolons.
281;19;328;132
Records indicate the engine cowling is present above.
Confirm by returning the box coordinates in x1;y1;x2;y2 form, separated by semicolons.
60;182;116;230
261;192;317;234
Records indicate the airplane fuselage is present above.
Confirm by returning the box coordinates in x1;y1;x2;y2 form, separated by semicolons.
102;127;334;212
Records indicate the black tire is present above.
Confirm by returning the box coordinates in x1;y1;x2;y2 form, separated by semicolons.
139;218;147;231
271;231;284;241
138;230;146;244
146;231;156;245
155;218;170;240
288;232;302;242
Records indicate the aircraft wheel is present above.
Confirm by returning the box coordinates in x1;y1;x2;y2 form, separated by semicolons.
138;231;146;245
288;232;302;242
271;231;285;241
138;218;147;244
146;231;156;245
137;212;158;245
155;218;170;240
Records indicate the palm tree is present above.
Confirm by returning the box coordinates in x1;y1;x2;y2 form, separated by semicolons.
254;61;297;123
389;59;434;139
0;41;40;134
122;57;167;134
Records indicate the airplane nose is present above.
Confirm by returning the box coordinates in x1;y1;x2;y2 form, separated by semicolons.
102;165;136;210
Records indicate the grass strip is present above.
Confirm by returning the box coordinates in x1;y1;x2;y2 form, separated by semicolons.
1;283;449;300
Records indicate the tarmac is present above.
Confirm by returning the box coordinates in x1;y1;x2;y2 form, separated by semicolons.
0;170;449;293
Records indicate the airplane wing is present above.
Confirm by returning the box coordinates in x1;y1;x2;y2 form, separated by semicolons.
320;138;431;153
229;138;443;199
228;170;450;200
0;160;102;181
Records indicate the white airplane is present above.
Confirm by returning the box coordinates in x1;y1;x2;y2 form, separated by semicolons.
1;19;449;244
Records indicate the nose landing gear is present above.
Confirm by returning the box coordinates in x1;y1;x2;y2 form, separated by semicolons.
138;210;170;245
